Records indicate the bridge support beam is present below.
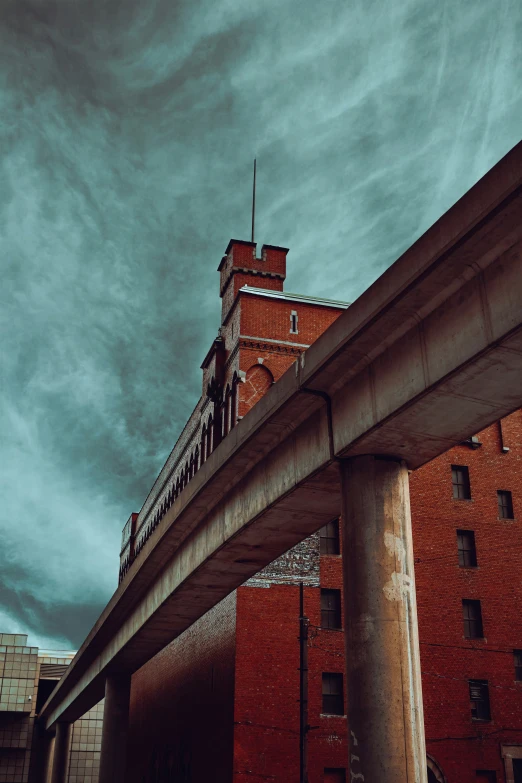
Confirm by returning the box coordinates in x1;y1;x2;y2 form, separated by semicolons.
50;722;71;783
99;674;131;783
340;455;427;783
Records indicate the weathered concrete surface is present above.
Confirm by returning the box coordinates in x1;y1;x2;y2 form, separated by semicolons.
49;723;71;783
40;141;522;730
341;456;426;783
98;675;130;783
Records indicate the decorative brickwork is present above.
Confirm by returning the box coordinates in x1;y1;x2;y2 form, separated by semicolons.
246;534;320;588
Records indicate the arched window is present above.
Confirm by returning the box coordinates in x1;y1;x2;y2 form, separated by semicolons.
194;445;200;472
223;385;231;436
230;373;238;429
201;424;207;464
243;364;274;414
207;416;213;458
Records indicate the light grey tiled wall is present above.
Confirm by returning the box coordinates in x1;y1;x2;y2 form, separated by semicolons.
0;635;102;783
0;636;39;783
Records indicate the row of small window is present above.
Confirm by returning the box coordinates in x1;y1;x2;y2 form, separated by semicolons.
322;591;522;671
322;671;520;726
452;465;515;517
321;519;512;571
321;593;522;682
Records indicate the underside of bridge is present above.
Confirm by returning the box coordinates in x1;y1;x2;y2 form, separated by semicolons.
37;140;522;783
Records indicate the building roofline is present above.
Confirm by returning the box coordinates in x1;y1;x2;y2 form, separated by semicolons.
261;243;290;253
223;238;256;256
239;286;350;309
218;240;289;270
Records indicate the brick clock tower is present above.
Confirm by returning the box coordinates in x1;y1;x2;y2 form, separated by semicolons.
121;240;522;783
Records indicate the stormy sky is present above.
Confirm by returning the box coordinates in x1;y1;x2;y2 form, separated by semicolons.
1;0;521;650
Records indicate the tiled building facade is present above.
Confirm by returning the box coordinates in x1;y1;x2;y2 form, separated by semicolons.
0;634;101;783
120;240;522;782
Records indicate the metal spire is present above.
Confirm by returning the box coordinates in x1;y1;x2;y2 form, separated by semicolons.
251;158;256;243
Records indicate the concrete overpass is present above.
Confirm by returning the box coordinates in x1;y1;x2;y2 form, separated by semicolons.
40;141;522;783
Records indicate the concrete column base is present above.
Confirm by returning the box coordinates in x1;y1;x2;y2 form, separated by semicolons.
340;455;427;783
50;722;71;783
99;674;131;783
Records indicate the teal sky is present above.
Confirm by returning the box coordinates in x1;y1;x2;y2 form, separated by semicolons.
1;0;521;649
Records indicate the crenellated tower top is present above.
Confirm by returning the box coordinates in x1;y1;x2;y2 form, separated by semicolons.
218;239;288;323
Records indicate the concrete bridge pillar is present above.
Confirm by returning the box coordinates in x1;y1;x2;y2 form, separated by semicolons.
50;722;71;783
340;455;427;783
99;674;131;783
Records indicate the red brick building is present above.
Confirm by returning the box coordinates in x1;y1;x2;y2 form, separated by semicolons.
122;240;522;783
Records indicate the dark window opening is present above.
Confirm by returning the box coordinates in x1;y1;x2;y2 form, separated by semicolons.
290;310;298;334
462;599;484;639
452;465;471;499
462;435;482;449
515;650;522;681
321;589;342;630
322;673;344;715
513;759;522;783
320;519;340;555
324;770;346;783
457;530;477;567
497;490;514;519
36;679;58;714
469;680;491;721
476;772;497;782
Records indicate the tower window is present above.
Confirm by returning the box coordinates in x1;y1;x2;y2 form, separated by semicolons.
321;589;342;630
457;530;477;567
319;519;340;555
290;310;298;334
322;673;344;715
462;599;484;639
497;490;514;519
469;680;491;721
514;650;522;681
476;772;497;782
452;465;471;499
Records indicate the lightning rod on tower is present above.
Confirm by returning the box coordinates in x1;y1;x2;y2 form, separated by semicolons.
251;159;256;243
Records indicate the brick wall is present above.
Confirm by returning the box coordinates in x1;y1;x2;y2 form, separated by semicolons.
411;410;522;783
233;584;302;783
126;592;237;783
240;294;342;350
228;411;522;782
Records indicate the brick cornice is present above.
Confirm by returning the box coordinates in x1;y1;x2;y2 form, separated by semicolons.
239;337;303;356
220;267;285;298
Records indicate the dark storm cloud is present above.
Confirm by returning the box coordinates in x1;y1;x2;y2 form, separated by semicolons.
1;0;521;648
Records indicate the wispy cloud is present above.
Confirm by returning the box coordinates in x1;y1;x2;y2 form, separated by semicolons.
1;0;521;647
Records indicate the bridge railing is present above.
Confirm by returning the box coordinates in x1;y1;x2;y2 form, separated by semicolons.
118;374;241;584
